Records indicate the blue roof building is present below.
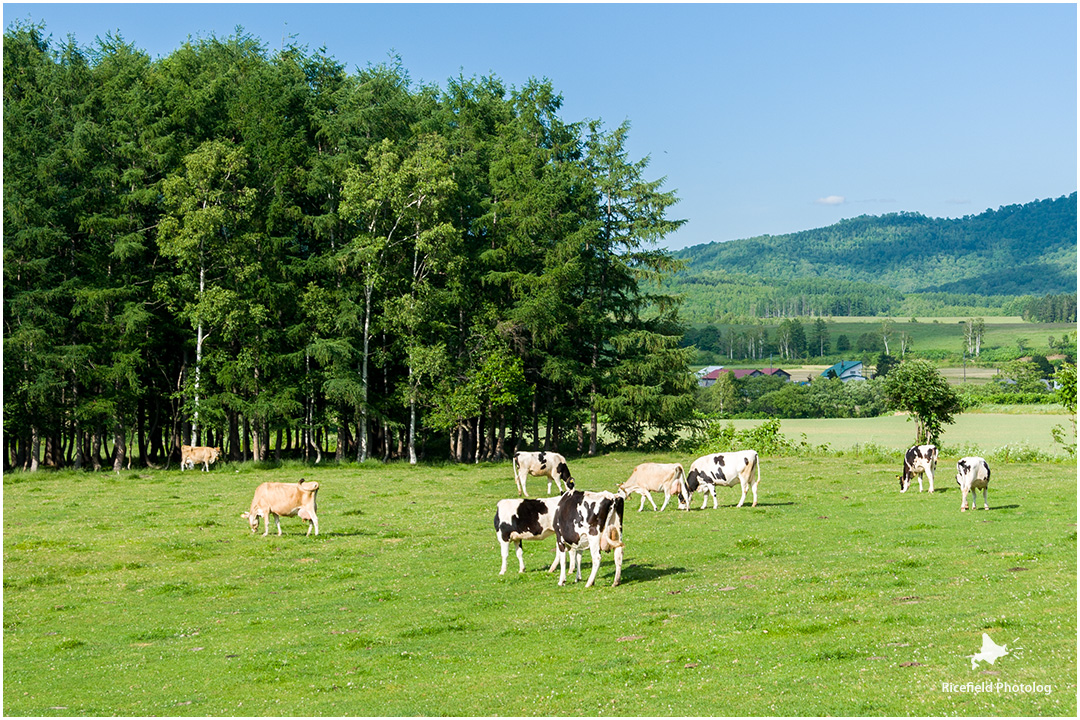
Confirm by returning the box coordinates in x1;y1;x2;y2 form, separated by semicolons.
821;360;866;382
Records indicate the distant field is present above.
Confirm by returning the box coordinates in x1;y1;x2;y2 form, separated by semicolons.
724;412;1071;455
692;320;1074;358
828;316;1027;325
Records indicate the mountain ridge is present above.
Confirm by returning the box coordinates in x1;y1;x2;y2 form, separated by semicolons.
673;193;1077;296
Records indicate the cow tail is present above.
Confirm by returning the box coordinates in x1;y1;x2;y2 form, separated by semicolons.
603;501;624;548
675;464;687;500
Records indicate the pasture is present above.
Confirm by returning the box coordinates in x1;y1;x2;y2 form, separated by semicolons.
725;411;1073;455
696;318;1075;359
4;453;1075;716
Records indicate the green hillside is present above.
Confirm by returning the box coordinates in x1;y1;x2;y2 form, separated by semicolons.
675;193;1077;296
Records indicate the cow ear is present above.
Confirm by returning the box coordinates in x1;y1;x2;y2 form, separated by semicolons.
241;512;250;518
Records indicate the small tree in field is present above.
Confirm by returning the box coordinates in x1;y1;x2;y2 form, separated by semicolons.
1051;362;1077;456
883;359;962;445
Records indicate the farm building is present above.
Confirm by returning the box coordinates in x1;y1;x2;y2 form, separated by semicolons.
695;365;725;387
821;360;866;382
698;367;792;387
759;368;792;381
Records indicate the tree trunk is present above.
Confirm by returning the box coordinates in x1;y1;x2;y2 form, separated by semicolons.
358;281;372;462
29;427;40;472
112;421;126;472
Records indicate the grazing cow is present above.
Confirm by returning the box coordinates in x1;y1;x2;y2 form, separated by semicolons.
181;444;221;472
955;456;991;512
241;479;320;536
685;450;761;509
554;488;625;587
512;450;572;497
493;488;571;575
899;445;938;493
618;462;689;512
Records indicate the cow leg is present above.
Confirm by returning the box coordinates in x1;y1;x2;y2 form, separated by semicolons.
982;486;989;510
960;486;969;511
547;550;559;573
659;492;672;512
557;543;568;586
926;469;935;493
498;539;510;575
274;514;283;536
751;480;759;507
547;478;553;494
737;482;748;508
700;489;709;510
584;537;602;587
710;485;718;509
916;474;924;492
516;540;526;573
262;513;271;536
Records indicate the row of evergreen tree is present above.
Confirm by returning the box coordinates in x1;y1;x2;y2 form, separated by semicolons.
3;24;696;470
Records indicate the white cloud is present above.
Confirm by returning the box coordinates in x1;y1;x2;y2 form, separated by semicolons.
815;195;846;206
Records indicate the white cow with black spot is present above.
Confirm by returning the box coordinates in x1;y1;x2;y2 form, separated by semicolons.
685;450;761;509
955;456;991;512
512;450;572;497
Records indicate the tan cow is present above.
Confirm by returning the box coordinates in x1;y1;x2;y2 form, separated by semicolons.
181;444;221;472
619;462;689;512
242;480;320;536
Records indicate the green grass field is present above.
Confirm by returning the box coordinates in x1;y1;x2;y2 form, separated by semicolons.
4;449;1076;715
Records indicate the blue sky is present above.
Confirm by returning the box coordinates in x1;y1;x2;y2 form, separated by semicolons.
4;2;1076;251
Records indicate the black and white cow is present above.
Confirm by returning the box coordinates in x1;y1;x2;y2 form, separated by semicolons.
899;444;938;493
553;488;625;587
512;450;572;497
955;456;991;512
493;491;569;575
685;450;761;509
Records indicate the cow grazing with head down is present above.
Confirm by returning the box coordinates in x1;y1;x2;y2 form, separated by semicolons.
554;488;625;587
685;450;761;509
619;462;689;512
899;445;938;493
955;456;991;512
493;487;573;575
512;450;572;497
242;479;320;536
181;444;221;472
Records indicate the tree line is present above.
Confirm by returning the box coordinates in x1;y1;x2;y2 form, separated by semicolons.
3;24;695;471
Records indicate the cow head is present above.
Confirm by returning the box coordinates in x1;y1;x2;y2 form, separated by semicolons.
241;510;262;532
898;473;910;492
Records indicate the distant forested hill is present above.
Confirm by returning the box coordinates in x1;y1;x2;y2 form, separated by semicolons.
668;193;1077;322
675;193;1077;296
